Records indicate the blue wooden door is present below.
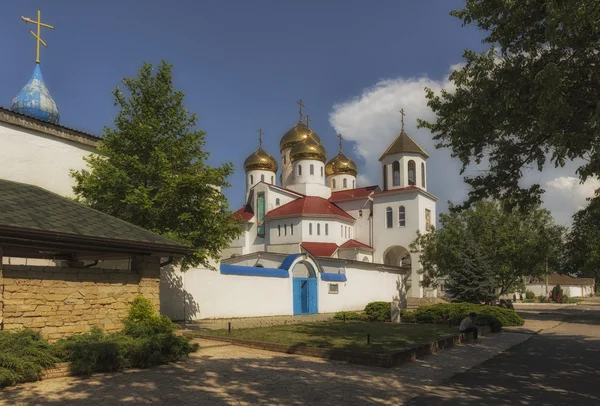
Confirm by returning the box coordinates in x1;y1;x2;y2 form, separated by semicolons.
293;278;318;315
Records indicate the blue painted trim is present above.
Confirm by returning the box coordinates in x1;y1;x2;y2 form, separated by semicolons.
220;264;289;278
321;273;347;282
279;253;304;270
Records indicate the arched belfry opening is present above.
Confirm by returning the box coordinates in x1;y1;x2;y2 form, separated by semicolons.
383;246;411;268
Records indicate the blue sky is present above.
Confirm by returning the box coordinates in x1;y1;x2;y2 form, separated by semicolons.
10;1;590;222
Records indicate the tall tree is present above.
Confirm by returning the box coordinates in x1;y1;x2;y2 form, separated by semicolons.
419;0;600;209
564;196;600;291
72;61;242;270
410;201;565;301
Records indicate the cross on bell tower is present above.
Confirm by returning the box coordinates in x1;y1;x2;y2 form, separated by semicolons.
399;108;406;132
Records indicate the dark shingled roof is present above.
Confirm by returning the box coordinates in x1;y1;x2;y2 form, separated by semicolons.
0;179;190;254
379;130;429;161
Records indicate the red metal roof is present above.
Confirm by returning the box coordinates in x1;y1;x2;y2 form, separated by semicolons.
232;205;254;221
301;242;339;257
339;239;373;251
373;185;421;196
264;196;354;220
329;186;380;202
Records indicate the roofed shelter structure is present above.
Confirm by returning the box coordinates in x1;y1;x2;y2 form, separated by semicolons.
0;179;191;340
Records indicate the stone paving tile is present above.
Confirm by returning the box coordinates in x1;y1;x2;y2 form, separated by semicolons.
0;332;531;406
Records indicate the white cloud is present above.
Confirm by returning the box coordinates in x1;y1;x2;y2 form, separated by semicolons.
328;66;598;224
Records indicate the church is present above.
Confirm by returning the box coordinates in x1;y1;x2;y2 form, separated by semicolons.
222;103;438;299
0;10;438;323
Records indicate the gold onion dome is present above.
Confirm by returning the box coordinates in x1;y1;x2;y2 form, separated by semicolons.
243;147;279;173
290;134;327;163
325;152;358;177
280;121;322;151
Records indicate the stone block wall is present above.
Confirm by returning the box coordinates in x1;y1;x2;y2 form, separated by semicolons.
0;255;160;341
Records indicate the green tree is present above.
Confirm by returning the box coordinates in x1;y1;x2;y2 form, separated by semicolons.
419;0;600;208
564;196;600;292
72;61;242;270
410;201;565;301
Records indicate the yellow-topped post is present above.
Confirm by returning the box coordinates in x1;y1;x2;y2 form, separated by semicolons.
21;9;55;64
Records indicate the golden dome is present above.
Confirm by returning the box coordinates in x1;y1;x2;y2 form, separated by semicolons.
325;152;358;177
243;147;279;173
280;121;322;151
290;134;327;163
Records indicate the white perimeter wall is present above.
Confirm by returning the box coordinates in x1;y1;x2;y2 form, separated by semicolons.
160;258;406;320
0;122;95;197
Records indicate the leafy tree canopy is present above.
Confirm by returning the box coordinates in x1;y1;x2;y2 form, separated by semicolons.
72;61;242;270
419;0;600;209
564;196;600;289
410;201;565;302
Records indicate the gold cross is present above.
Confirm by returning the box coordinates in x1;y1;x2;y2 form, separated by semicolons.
296;99;304;122
304;114;311;128
257;129;263;147
399;108;406;131
21;10;55;64
337;133;343;153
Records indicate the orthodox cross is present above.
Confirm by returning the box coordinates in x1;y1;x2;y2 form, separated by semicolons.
296;99;305;122
399;108;406;131
304;114;311;128
21;10;55;64
257;129;263;147
337;133;343;152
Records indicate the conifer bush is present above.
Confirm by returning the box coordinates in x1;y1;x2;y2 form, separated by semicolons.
0;329;60;387
411;303;524;327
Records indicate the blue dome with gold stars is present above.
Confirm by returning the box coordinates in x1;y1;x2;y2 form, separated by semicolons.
11;64;60;124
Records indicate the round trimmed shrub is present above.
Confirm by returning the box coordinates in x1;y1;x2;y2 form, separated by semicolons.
364;301;392;322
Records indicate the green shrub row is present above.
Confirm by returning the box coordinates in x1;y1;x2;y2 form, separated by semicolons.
0;296;198;387
411;303;524;328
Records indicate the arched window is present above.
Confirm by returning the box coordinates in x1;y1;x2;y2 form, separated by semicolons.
399;206;406;227
310;164;314;175
298;165;302;176
341;225;343;236
363;256;370;262
317;223;321;235
392;161;400;186
309;223;313;235
276;198;280;205
284;224;287;236
359;210;363;217
383;165;388;190
321;166;324;177
278;224;281;236
343;178;347;188
386;207;393;228
408;160;416;185
291;223;294;235
250;174;254;184
421;162;426;188
261;174;265;182
352;180;355;189
271;176;274;184
325;224;328;235
332;179;336;188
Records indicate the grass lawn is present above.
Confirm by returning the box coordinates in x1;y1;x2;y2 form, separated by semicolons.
203;321;457;354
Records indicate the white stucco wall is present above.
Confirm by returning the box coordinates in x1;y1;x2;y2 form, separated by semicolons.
334;199;373;247
327;174;357;191
246;170;276;200
0;122;96;197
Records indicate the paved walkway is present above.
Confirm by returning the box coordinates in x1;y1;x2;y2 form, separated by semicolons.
0;303;583;405
408;300;600;405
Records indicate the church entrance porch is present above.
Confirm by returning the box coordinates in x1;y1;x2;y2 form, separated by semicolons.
291;260;318;315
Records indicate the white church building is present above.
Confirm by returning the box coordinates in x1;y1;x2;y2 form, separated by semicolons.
0;36;437;320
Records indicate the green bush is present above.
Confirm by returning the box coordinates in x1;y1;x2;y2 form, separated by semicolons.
0;329;60;388
364;301;391;322
411;303;524;328
56;295;198;375
525;290;536;300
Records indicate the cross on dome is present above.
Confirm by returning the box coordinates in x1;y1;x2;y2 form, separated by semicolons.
21;9;55;64
296;99;304;122
257;129;263;147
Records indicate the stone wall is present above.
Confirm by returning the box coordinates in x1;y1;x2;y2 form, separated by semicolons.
0;255;160;340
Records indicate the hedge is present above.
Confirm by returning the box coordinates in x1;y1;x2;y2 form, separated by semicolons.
411;303;524;329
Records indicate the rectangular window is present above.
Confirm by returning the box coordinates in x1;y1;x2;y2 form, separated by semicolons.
257;193;265;237
329;284;339;294
325;224;328;235
284;224;287;236
291;223;294;235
